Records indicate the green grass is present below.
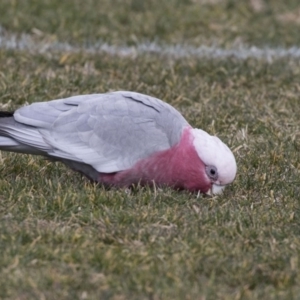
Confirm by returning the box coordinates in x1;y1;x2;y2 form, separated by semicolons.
1;0;300;46
1;0;300;299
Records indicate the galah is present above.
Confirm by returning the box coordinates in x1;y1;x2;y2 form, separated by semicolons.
0;91;237;194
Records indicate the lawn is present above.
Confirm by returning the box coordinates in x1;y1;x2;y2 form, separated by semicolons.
0;0;300;299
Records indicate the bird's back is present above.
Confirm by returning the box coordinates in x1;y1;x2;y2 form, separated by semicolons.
0;91;189;174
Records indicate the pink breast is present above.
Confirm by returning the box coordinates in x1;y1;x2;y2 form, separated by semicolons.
98;127;211;193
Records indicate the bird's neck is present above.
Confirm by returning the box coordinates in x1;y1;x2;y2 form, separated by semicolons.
117;127;211;192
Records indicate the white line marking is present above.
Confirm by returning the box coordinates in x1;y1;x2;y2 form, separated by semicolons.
1;29;300;61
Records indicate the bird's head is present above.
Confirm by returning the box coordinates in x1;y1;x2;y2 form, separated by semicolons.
191;128;237;195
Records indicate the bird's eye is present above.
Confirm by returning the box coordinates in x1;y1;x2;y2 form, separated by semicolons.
205;165;218;181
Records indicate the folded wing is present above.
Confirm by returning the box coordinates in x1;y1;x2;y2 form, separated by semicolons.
2;91;189;173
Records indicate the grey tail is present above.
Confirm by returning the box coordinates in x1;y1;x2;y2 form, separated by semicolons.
0;111;14;118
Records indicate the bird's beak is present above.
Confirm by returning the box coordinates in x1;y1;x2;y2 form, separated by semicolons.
206;184;225;196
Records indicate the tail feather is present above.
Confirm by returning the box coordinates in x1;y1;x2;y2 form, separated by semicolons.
0;136;45;154
0;111;14;118
0;113;49;155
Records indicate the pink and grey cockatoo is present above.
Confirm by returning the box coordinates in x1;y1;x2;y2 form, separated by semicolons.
0;91;236;194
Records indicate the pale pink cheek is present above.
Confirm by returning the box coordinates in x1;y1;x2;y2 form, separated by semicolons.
185;171;212;193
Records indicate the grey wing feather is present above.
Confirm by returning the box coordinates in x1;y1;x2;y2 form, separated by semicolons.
0;117;51;152
7;91;189;173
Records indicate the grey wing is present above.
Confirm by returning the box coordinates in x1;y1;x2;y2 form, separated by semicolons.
11;91;189;173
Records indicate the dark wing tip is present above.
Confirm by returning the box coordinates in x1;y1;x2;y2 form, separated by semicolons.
0;111;14;118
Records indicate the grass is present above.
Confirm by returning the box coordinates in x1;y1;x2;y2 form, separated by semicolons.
1;0;300;46
1;0;300;299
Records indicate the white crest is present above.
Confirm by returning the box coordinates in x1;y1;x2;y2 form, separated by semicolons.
191;128;237;185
